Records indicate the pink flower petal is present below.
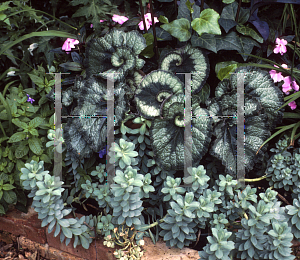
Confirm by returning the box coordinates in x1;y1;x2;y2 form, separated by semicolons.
288;101;297;110
112;14;128;25
292;81;299;91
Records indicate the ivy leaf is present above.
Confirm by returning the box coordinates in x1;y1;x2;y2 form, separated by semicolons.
238;35;261;61
218;18;237;33
220;1;250;24
191;9;221;37
215;31;243;52
178;0;192;23
161;18;191;42
191;34;217;53
236;24;263;43
148;27;172;41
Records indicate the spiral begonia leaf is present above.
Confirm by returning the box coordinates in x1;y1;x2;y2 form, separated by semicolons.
206;66;284;176
159;44;210;94
85;29;146;81
134;70;184;119
63;76;129;161
150;103;213;171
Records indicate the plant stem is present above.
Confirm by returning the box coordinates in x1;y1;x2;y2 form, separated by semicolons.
200;0;204;13
139;0;147;32
277;192;291;205
149;0;159;61
235;0;242;23
238;174;272;182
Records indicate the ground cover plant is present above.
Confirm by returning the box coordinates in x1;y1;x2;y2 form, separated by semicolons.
1;0;300;259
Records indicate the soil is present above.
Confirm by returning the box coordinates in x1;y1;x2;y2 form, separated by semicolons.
0;231;49;260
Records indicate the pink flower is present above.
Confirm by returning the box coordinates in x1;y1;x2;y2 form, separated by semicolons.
288;101;297;110
90;24;93;28
112;14;128;25
273;38;287;55
100;19;107;23
292;80;299;92
282;76;293;94
269;69;283;83
62;38;79;54
138;13;159;31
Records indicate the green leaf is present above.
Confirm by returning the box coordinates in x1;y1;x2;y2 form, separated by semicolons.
220;1;250;24
29;117;45;128
238;35;261;61
215;31;243;52
0;30;78;57
59;62;82;72
161;18;191;42
12;119;28;130
23;88;37;96
191;9;221;37
223;0;235;3
2;184;15;191
8;132;26;143
29;129;39;136
186;0;194;13
3;190;17;204
0;204;5;214
28;137;43;155
215;61;239;80
236;24;263;43
218;18;238;33
28;74;45;88
159;15;169;24
191;34;217;53
215;61;238;80
140;44;155;59
0;190;3;200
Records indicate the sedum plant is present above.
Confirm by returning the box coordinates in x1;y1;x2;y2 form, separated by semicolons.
198;227;235;260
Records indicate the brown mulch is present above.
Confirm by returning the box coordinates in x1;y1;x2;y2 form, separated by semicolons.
0;231;48;260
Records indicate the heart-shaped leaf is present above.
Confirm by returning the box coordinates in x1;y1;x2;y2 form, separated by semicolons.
218;18;237;33
220;1;250;24
191;9;221;37
161;18;191;42
191;34;217;53
236;24;263;43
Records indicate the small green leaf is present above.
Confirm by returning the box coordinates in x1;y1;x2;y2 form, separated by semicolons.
185;0;194;13
223;0;235;3
191;9;221;37
28;137;43;155
29;117;45;128
2;184;15;191
28;73;45;88
159;15;169;24
236;24;263;43
8;132;26;143
62;227;73;238
15;144;29;159
217;64;238;80
59;62;82;72
12;119;28;130
161;18;191;42
3;190;17;204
